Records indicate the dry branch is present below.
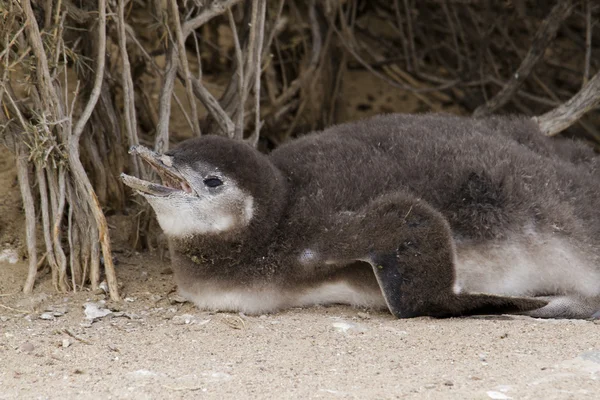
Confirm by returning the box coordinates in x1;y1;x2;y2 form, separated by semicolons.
190;77;235;137
181;0;245;40
155;46;177;153
474;0;574;117
534;70;600;136
168;0;201;137
35;164;59;286
16;146;38;294
247;0;267;148
117;0;144;179
22;0;62;116
66;0;120;300
228;7;244;140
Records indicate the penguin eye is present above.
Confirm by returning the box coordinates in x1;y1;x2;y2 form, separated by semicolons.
203;177;223;188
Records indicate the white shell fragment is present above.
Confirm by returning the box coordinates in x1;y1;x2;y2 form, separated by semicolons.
84;301;113;321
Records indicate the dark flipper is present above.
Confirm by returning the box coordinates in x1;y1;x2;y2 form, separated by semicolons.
314;193;547;318
370;252;546;318
358;194;546;318
448;294;547;317
370;253;417;318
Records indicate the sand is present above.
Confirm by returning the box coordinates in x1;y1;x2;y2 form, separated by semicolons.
1;249;600;400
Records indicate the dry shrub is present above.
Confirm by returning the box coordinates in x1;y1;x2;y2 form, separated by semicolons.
0;0;598;296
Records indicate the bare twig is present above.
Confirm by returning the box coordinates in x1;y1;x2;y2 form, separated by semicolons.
36;164;59;281
247;0;267;148
72;3;106;140
442;0;463;72
182;0;245;40
16;145;37;294
272;1;322;108
0;303;29;314
117;0;144;178
168;0;201;137
228;7;244;139
190;77;235;137
333;20;458;94
241;0;260;126
66;0;120;300
53;166;69;292
403;0;417;72
21;0;62;116
583;0;592;86
67;182;76;292
534;71;600;136
474;0;574;116
155;46;177;153
392;0;410;69
63;328;92;345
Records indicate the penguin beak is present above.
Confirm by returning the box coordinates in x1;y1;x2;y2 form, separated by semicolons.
121;145;193;196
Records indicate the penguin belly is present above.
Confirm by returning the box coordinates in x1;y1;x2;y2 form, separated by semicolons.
454;234;600;300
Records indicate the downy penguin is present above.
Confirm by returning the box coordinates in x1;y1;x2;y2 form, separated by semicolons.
121;113;600;319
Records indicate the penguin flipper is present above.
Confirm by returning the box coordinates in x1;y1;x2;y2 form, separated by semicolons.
368;252;547;318
352;193;547;318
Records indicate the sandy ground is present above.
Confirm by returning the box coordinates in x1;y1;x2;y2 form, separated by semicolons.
1;253;600;400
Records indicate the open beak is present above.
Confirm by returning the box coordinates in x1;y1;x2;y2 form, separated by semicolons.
120;145;193;196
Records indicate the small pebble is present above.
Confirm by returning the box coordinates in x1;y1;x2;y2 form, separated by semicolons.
149;294;162;302
20;342;34;354
129;369;159;378
39;313;55;321
332;321;355;333
84;301;113;321
1;316;9;322
172;314;196;325
357;312;371;319
62;339;71;348
45;305;68;316
424;383;436;389
0;248;19;264
169;294;188;304
487;391;512;400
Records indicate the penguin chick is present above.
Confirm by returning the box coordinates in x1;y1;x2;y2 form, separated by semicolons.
121;113;600;319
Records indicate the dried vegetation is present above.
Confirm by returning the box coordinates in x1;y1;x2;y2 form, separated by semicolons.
0;0;599;297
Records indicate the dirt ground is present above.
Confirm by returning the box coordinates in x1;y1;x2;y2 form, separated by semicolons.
2;251;600;400
2;75;600;400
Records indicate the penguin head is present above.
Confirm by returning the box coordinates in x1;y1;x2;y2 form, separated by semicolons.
122;136;282;239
